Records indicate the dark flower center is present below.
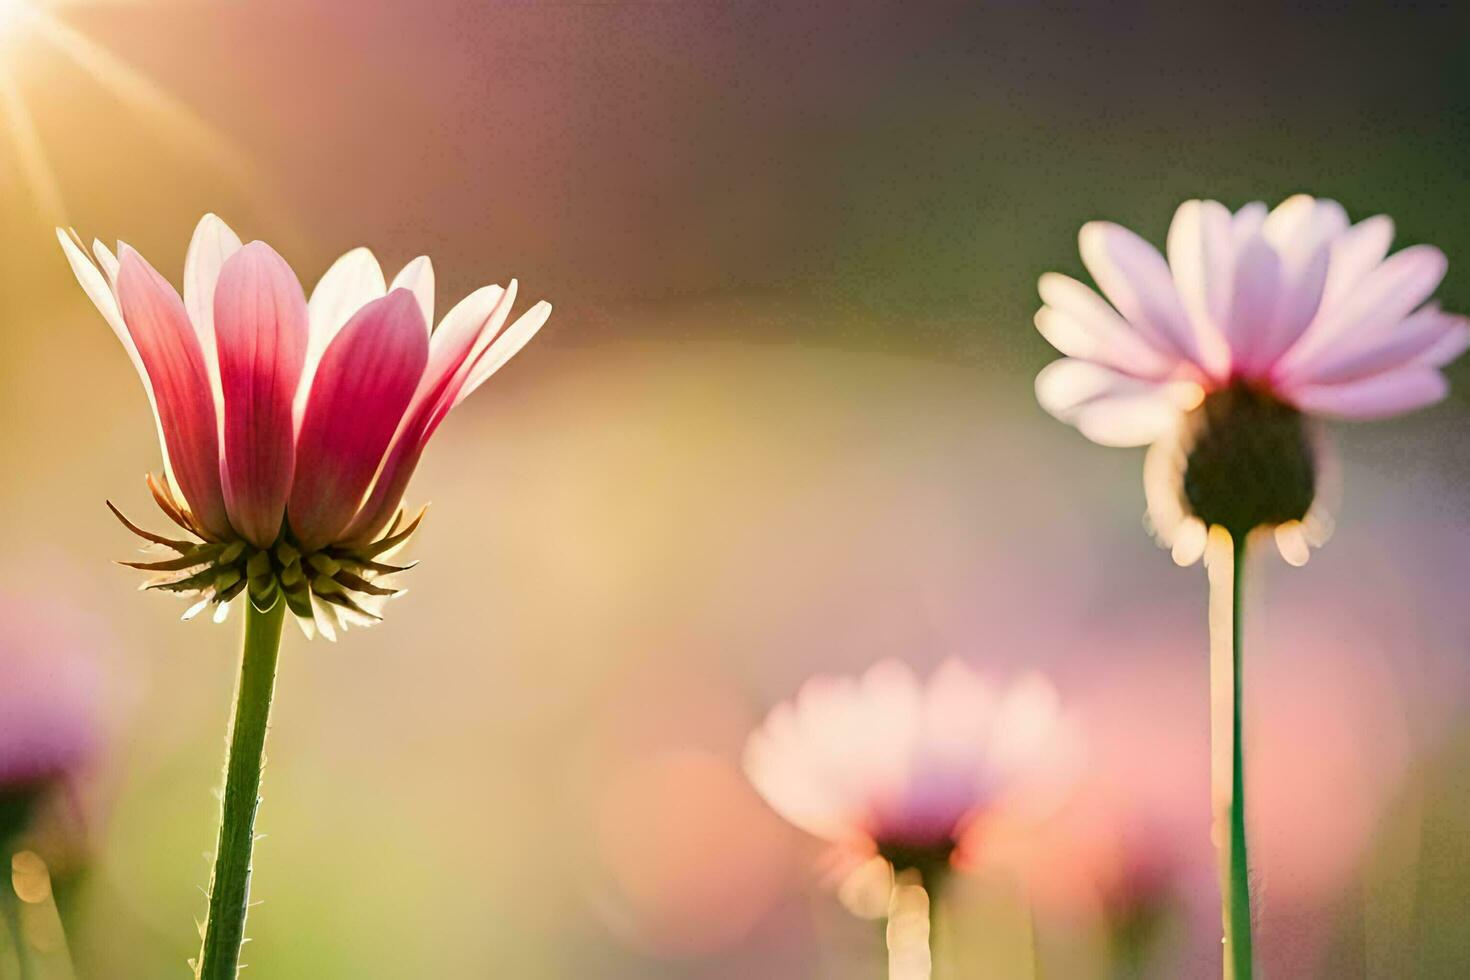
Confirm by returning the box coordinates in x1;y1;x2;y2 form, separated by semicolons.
1180;383;1317;536
876;839;956;893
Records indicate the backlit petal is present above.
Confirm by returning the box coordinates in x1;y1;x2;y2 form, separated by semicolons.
1036;358;1199;448
183;213;244;430
214;242;309;547
1288;369;1448;420
288;289;427;550
115;247;230;538
1080;220;1219;377
298;247;387;425
390;256;435;332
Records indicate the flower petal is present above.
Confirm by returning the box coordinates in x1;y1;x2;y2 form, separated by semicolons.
1034;273;1176;378
1221;235;1283;376
1279;304;1469;387
390;256;435;332
183;214;244;429
1320;215;1395;309
456;298;552;403
1282;244;1448;378
115;247;231;538
288;289;428;551
342;287;550;544
1080;220;1221;377
1288;368;1448;420
1035;358;1199;448
1166;199;1235;359
298;247;387;424
214;242;309;547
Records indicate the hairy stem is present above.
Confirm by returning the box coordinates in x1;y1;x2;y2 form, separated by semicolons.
195;598;285;980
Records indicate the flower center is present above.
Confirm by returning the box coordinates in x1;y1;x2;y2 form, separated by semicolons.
110;499;422;631
876;839;956;882
1180;384;1317;536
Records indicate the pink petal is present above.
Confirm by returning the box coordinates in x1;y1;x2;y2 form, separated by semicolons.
1080;221;1223;378
1287;368;1448;420
1222;236;1283;376
297;247;387;425
1282;244;1448;378
1320;215;1395;309
1035;273;1176;378
1035;358;1198;448
339;284;536;544
1279;305;1469;387
214;242;309;547
288;289;428;551
115;248;231;539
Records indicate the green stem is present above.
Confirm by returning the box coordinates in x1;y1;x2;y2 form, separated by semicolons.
195;599;285;980
1224;534;1253;980
1;851;35;980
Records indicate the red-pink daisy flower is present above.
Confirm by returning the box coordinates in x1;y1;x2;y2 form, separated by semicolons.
58;215;550;637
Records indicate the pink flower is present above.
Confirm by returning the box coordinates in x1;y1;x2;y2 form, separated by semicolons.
0;608;99;815
742;660;1077;883
58;215;550;637
1034;196;1468;562
1036;195;1468;445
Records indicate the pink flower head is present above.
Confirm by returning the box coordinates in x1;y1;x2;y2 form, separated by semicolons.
1034;196;1468;562
58;216;551;637
742;660;1077;883
0;613;99;820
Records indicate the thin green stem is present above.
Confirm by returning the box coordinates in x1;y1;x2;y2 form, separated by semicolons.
1227;533;1253;980
195;599;285;980
1;851;35;980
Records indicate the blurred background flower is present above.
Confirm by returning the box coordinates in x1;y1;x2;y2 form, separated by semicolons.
0;589;111;979
2;2;1470;977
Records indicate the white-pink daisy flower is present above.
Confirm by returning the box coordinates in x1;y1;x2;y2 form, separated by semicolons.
742;660;1076;886
1035;195;1468;562
57;215;551;637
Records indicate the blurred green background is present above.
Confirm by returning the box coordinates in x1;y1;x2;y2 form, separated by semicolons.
2;1;1470;976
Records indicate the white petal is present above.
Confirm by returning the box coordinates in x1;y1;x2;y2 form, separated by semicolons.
1231;201;1268;243
455;300;552;406
92;239;120;283
1167;199;1235;355
1262;195;1347;258
1288;369;1448;420
1080;221;1217;373
391;256;435;333
1035;273;1176;377
183;214;243;425
1035;359;1199;448
58;229;133;363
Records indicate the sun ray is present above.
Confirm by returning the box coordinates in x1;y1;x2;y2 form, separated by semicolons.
30;13;258;190
0;61;65;218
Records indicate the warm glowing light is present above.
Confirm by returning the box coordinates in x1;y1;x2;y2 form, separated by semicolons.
0;1;269;225
0;0;32;38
